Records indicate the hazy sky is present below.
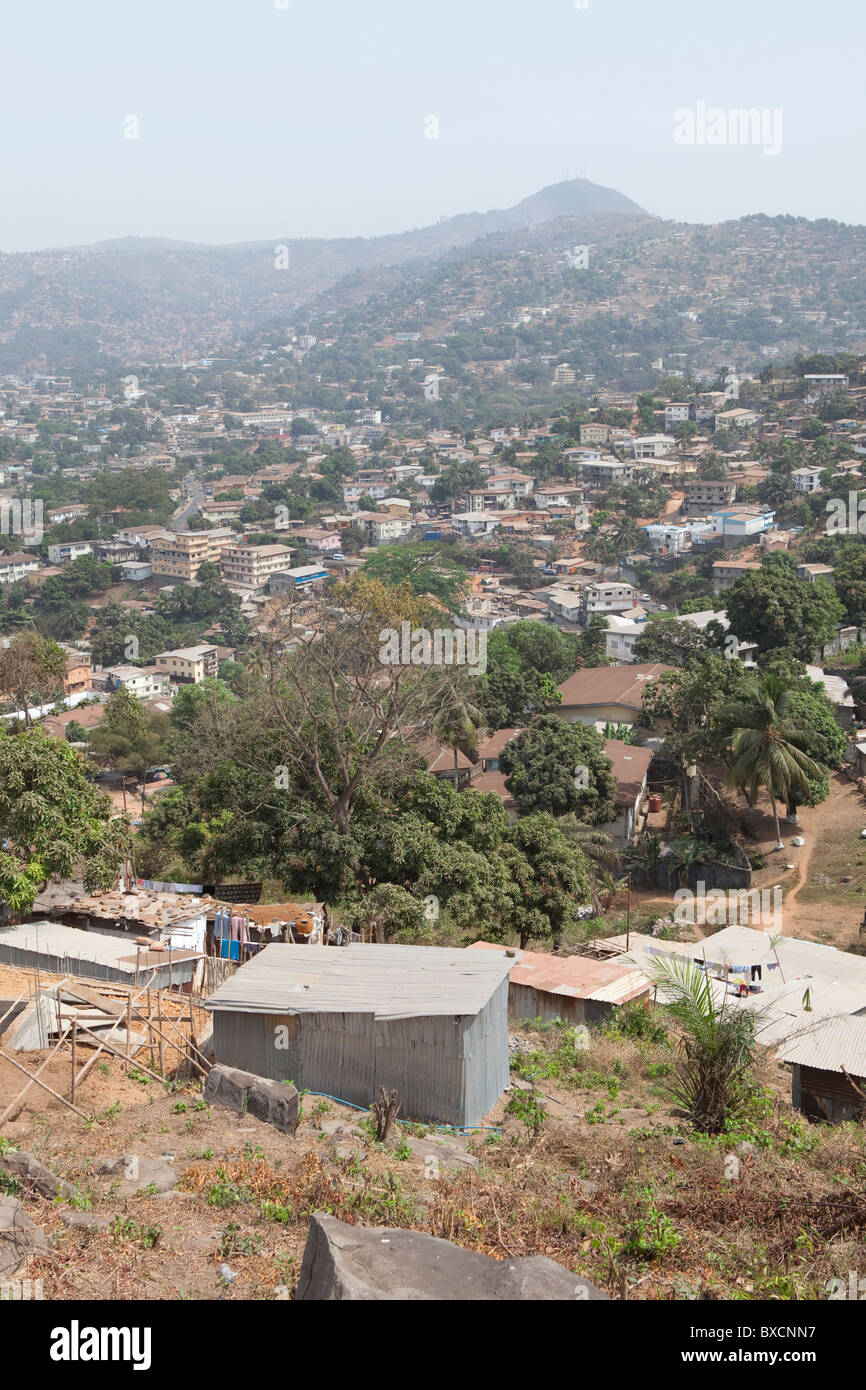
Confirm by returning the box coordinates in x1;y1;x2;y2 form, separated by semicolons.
1;0;863;251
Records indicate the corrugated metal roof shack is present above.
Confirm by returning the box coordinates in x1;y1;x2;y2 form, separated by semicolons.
468;942;652;1025
204;943;512;1127
777;1017;866;1124
0;921;202;990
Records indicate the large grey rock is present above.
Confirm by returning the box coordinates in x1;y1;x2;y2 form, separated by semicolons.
126;1158;177;1194
98;1154;140;1179
400;1134;478;1175
203;1065;299;1135
0;1196;48;1280
319;1118;365;1139
0;1150;73;1201
296;1213;610;1301
203;1065;251;1114
245;1076;298;1133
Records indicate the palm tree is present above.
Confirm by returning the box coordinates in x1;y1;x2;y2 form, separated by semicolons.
433;697;482;784
558;819;621;871
646;953;760;1133
721;673;820;851
669;836;703;889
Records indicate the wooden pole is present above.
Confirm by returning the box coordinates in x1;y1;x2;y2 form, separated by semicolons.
59;969;162;1099
156;990;165;1074
0;1027;71;1124
70;1022;77;1105
626;872;632;952
0;1047;86;1118
147;989;154;1068
73;1025;164;1083
135;1002;208;1075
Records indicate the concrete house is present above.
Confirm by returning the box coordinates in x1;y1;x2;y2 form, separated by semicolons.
682;480;737;514
155;644;220;685
712;559;761;596
555;663;672;729
581;580;637;618
791;466;824;493
602;740;654;846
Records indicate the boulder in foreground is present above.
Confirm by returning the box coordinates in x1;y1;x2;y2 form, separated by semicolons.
296;1213;610;1300
203;1064;299;1134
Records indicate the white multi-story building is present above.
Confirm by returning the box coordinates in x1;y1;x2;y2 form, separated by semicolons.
220;544;297;589
354;512;413;544
791;466;824;493
581;581;637;618
467;486;518;512
450;512;502;538
104;665;172;700
47;541;93;565
664;404;691;432
0;552;39;584
631;435;675;459
642;520;712;554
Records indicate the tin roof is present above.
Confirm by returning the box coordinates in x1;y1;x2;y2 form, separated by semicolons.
616;925;866;990
776;1016;866;1076
604;740;654;805
64;889;218;929
205;942;511;1018
0;920;201;973
477;727;524;761
468;943;651;1004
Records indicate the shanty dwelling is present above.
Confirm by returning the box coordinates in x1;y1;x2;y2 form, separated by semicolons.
468;943;651;1026
0;920;202;990
776;1017;866;1124
206;902;327;952
204;943;512;1127
31;886;214;955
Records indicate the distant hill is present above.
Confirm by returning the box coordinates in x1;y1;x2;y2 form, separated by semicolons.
0;179;648;371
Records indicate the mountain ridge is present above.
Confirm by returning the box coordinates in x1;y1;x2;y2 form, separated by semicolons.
43;178;648;258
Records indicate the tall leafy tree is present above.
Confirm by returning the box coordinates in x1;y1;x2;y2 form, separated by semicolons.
0;632;66;727
0;731;129;912
499;715;619;822
724;568;843;661
363;542;469;612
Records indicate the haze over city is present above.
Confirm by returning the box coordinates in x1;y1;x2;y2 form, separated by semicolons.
1;0;864;251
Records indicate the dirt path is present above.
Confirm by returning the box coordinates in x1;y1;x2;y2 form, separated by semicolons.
624;771;866;947
767;771;866;940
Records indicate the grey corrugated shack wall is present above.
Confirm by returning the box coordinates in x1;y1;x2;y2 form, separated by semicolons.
211;976;509;1127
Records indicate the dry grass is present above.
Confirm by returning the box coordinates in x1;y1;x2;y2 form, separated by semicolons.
4;1012;866;1300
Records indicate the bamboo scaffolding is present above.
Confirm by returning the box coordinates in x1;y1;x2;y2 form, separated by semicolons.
0;1026;73;1124
0;1046;86;1118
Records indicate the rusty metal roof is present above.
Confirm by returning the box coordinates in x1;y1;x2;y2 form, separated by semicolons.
64;890;218;929
468;943;651;1004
